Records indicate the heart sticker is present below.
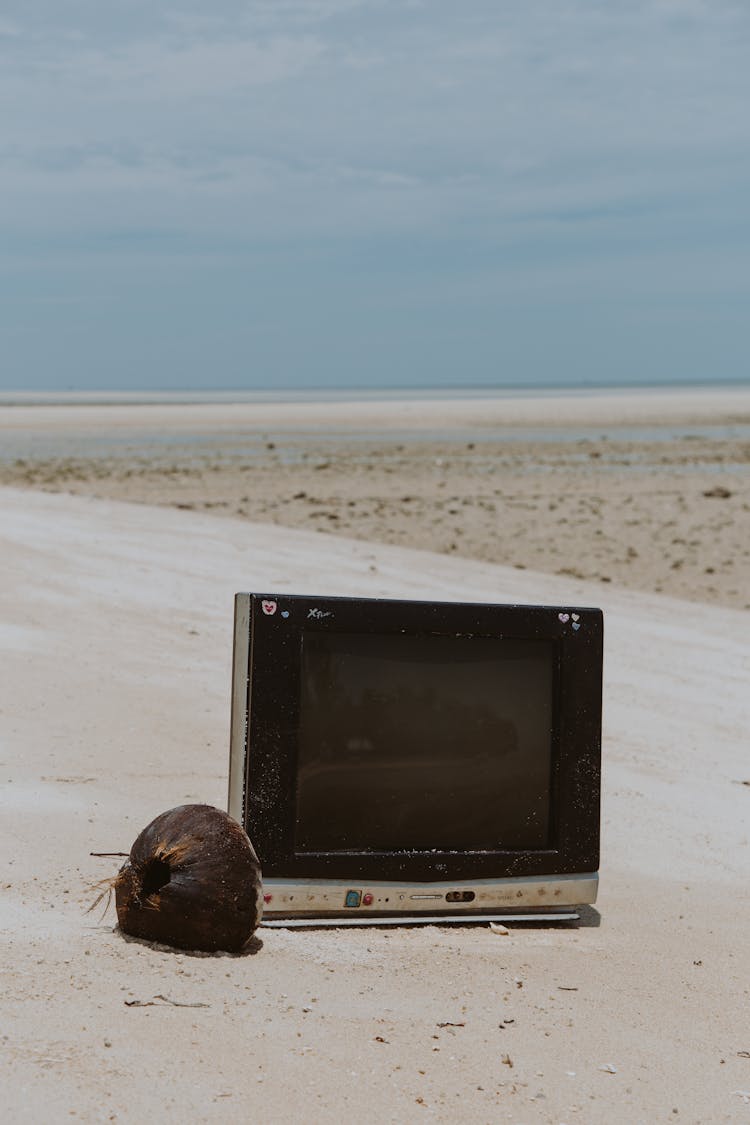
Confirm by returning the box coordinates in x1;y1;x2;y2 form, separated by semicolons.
572;621;581;631
281;610;290;619
261;600;277;616
558;613;570;623
571;613;580;622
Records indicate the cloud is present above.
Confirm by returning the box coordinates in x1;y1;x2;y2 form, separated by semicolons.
1;1;749;387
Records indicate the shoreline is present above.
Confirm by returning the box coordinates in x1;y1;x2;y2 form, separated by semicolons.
1;383;750;427
1;379;749;406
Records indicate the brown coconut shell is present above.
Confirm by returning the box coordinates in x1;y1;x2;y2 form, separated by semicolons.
115;804;263;953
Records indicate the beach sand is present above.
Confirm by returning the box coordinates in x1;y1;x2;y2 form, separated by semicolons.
2;387;749;611
1;389;749;1122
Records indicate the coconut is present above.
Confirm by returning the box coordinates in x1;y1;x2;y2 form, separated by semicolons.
114;804;263;953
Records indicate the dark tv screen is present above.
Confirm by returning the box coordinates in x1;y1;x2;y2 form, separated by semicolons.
295;632;555;853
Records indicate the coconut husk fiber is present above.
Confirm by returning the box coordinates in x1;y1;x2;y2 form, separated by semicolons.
114;804;263;953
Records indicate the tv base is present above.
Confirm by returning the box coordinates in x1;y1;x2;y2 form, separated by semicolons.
261;908;579;928
258;873;597;925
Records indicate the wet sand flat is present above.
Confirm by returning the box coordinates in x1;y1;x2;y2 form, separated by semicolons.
2;387;749;609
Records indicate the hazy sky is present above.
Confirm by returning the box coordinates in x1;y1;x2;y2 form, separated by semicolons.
2;1;749;390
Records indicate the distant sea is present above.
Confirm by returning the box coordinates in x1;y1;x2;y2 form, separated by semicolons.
1;377;749;408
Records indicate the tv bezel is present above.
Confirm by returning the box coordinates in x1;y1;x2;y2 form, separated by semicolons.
228;593;602;886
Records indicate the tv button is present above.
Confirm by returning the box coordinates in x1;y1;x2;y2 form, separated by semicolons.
362;893;374;906
344;890;362;908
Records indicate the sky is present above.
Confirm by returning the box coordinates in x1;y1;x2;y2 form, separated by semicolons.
2;0;749;391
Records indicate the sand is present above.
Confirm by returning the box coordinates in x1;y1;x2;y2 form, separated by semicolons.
1;389;750;1122
2;387;749;611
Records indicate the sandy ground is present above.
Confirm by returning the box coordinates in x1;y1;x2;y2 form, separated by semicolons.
2;390;749;1122
2;387;750;611
1;456;749;1122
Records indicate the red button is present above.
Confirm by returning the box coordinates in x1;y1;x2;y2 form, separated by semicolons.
263;893;273;904
363;893;374;906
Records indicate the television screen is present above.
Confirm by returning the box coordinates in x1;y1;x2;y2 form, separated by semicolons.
296;632;554;852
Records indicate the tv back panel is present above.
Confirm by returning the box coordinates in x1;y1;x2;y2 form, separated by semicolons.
228;593;602;925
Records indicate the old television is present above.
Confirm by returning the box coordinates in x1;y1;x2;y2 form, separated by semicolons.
228;593;602;926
